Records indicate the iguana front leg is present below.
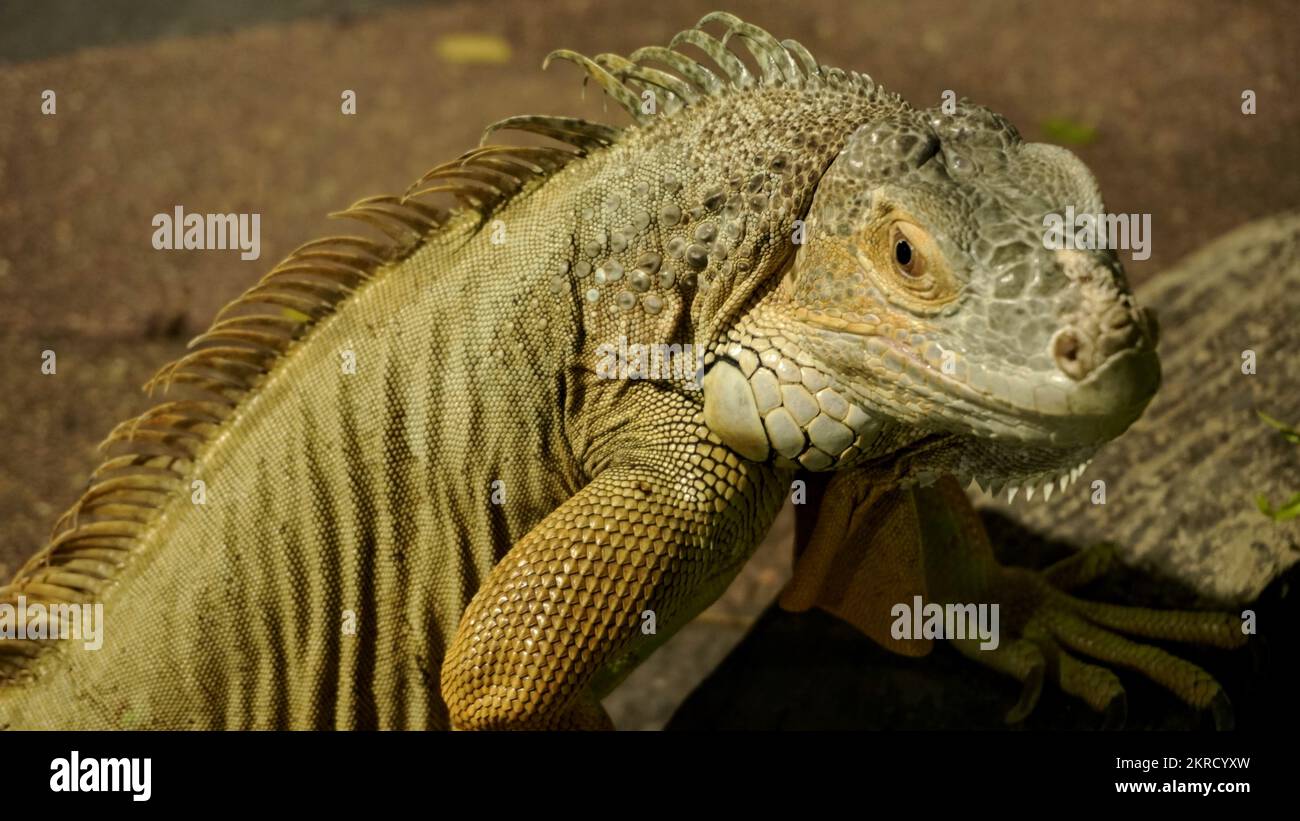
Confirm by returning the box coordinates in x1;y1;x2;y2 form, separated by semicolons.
784;472;1247;727
441;433;787;730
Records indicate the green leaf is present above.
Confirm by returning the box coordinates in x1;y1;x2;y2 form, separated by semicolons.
1255;410;1300;520
1041;116;1098;146
1257;409;1300;444
1257;491;1300;521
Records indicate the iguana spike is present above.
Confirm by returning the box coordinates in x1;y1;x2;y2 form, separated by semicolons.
30;554;122;579
0;641;42;662
669;29;753;89
288;235;388;262
344;194;447;231
118;412;217;441
408;162;523;198
410;147;561;197
147;351;266;399
25;548;127;578
101;424;206;451
140;358;181;395
215;288;332;323
270;254;378;278
96;432;198;463
45;521;147;553
461;144;578;175
48;553;129;573
460;155;550;185
140;371;242;406
482;115;621;153
629;45;722;95
10;581;91;604
259;242;381;297
153;356;264;394
851;69;878;95
33;561;116;586
598;53;693;100
396;185;489;214
781;39;821;80
185;326;291;355
356;193;449;218
698;12;800;87
260;265;365;294
543;49;651;124
205;314;303;338
182;357;265;387
594;53;693;113
89;455;191;484
128;400;229;427
328;204;424;243
142;363;241;400
169;360;275;395
71;501;166;529
31;560;118;584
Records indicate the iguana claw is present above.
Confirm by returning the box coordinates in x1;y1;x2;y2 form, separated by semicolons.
963;545;1246;729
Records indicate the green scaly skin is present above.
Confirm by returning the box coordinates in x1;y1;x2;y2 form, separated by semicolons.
0;13;1245;730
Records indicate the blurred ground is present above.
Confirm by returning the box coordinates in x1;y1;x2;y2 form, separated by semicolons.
0;0;1296;729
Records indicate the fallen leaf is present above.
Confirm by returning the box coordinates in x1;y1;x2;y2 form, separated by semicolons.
435;34;512;65
1041;116;1098;146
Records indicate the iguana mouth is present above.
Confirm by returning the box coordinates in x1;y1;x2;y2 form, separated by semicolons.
797;313;1158;449
858;429;1098;501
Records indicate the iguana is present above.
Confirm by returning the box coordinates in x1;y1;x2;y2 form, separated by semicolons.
0;12;1247;730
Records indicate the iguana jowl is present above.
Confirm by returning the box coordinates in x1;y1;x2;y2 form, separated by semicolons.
0;12;1246;730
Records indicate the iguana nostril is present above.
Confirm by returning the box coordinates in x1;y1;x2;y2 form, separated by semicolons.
1103;303;1133;330
1055;330;1079;360
1052;329;1091;381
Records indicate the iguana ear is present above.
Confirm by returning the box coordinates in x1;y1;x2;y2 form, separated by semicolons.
779;470;933;656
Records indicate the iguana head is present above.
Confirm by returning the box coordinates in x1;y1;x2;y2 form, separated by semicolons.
706;102;1159;497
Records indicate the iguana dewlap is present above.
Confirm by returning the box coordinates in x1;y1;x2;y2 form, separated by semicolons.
0;12;1245;730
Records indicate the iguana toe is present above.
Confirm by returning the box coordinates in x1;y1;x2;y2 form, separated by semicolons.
989;571;1242;727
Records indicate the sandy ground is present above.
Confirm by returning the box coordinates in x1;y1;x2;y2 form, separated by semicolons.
0;0;1296;728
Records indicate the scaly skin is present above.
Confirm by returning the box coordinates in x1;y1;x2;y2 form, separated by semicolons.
0;13;1243;730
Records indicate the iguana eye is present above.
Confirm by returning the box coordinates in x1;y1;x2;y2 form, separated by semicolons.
893;232;919;277
890;224;926;280
856;216;959;313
